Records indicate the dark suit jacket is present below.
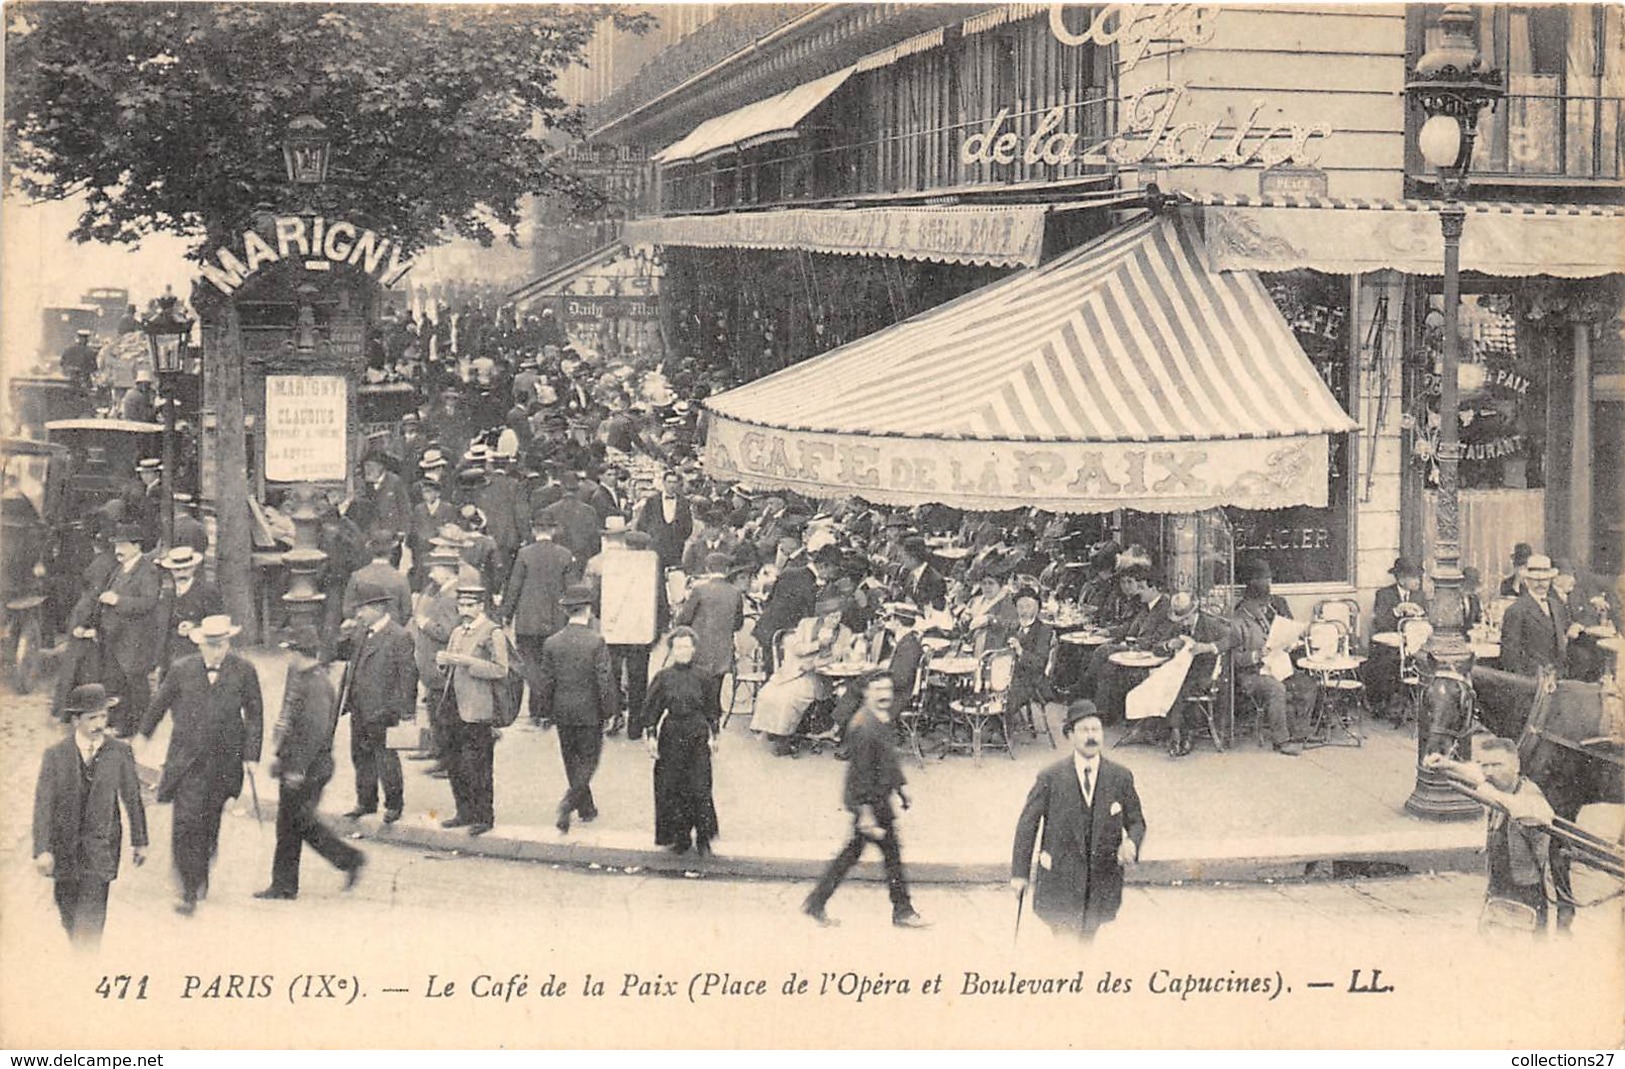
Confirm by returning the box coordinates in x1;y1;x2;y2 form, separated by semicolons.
78;557;163;673
143;652;264;804
537;622;617;727
1012;755;1146;932
273;663;338;786
1011;620;1056;682
474;474;527;554
541;496;602;565
635;493;693;570
158;577;224;667
842;710;907;813
887;631;925;700
1371;583;1430;635
503;539;579;637
906;564;947;612
339;619;418;728
342;560;413;626
353;470;412;538
674;577;745;677
33;737;147;883
1500;590;1570;677
754;562;816;648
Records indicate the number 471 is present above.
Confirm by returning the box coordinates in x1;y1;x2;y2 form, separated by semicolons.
95;975;149;999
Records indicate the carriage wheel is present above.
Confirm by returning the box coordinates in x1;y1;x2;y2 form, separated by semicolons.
12;614;42;695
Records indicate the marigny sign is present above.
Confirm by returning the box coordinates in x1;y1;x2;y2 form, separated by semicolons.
962;82;1333;171
199;215;411;296
704;416;1331;513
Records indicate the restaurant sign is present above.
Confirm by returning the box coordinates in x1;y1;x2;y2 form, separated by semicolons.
200;215;412;296
704;415;1330;514
962;82;1332;171
264;375;347;482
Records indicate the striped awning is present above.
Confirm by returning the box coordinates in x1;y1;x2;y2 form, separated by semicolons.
652;67;854;166
703;210;1357;513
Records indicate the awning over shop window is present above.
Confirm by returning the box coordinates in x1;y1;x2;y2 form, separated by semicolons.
651;66;855;166
702;211;1358;513
620;204;1048;268
1197;196;1625;280
508;242;623;304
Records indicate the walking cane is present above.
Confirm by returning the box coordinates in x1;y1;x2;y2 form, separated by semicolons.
1014;815;1043;946
245;764;264;826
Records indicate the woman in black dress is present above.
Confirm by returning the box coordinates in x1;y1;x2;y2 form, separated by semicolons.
644;627;722;856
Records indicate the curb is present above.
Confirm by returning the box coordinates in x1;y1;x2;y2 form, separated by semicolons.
343;816;1486;887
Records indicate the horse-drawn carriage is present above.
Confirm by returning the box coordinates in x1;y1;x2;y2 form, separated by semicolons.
0;420;163;695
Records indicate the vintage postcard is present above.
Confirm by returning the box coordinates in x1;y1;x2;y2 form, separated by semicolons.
2;0;1621;1051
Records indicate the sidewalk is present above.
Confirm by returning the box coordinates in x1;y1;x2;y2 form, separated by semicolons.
163;649;1485;886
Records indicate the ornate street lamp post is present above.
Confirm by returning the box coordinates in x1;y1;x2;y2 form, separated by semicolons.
141;286;196;549
1403;5;1504;819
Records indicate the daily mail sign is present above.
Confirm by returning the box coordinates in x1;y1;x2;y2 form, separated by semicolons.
265;375;347;482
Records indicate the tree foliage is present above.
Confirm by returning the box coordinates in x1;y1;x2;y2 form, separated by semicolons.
4;3;651;258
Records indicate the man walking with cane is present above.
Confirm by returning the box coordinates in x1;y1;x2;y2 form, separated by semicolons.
1011;701;1146;941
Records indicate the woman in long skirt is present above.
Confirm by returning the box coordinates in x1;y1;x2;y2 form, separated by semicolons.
644;627;721;856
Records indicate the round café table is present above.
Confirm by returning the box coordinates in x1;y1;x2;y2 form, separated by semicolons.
1107;650;1169;747
1061;630;1111;646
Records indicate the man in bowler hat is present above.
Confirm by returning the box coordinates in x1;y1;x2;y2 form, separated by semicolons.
256;626;365;900
338;582;417;823
33;684;148;947
535;583;617;833
1011;701;1146;940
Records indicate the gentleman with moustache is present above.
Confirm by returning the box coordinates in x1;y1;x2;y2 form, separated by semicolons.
634;470;693;572
434;580;509;836
1011;703;1146;940
33;684;148;947
1499;554;1577;679
73;524;162;737
410;548;465;771
142;615;262;915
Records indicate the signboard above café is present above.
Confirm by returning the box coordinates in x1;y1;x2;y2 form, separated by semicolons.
199;215;411;297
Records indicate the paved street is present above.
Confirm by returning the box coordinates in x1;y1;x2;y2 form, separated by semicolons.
3;676;1620;1049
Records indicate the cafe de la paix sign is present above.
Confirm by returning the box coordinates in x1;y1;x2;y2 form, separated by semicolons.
199;215;411;296
962;5;1333;172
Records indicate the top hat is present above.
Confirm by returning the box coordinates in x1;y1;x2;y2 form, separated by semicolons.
157;546;204;571
279;625;323;658
1523;554;1559;581
61;683;118;718
1061;700;1102;734
559;582;595;608
1511;542;1534;564
1389;556;1423;579
189;615;242;643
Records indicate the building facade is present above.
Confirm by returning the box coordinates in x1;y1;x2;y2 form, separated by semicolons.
589;3;1624;611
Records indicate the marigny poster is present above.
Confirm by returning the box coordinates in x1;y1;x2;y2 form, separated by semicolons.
2;0;1623;1057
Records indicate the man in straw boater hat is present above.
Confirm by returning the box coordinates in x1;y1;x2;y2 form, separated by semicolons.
1499;553;1577;679
1010;701;1146;941
141;615;263;916
156;546;223;675
255;626;365;901
33;684;148;948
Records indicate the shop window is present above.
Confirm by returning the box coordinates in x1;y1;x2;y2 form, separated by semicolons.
1226;271;1355;586
1407;290;1547;493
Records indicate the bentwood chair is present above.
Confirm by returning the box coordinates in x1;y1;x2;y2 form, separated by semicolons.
1301;620;1366;747
1398;617;1434;728
895;655;933;769
946;649;1017;766
1174;653;1228;755
1313;597;1364;654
